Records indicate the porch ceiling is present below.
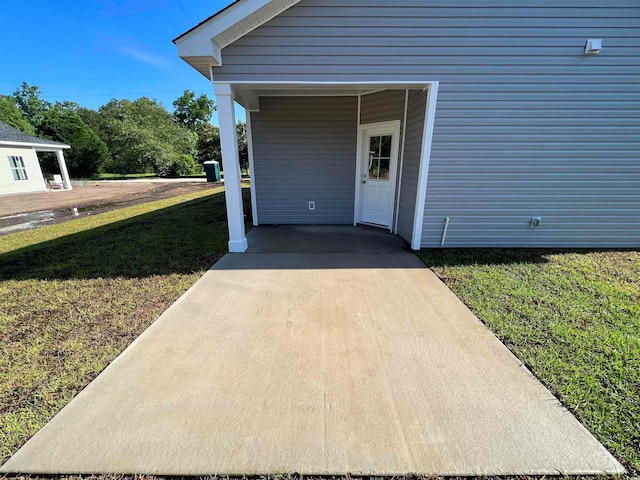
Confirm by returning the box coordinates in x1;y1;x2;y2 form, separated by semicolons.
225;82;432;111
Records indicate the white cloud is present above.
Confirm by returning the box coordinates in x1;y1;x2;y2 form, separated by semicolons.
120;46;172;69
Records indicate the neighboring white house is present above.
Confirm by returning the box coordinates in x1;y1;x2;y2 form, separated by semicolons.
0;121;72;196
175;0;640;252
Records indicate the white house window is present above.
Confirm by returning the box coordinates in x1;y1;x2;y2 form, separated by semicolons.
8;156;28;181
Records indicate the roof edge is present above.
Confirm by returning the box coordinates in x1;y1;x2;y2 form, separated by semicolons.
172;0;243;44
174;0;302;53
0;121;70;149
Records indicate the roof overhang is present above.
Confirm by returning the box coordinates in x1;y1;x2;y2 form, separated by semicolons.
174;0;302;78
0;141;70;150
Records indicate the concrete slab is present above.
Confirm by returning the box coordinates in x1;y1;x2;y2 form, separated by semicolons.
246;225;409;254
0;250;624;475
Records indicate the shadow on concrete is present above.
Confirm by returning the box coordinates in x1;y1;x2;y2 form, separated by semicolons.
246;224;411;254
208;224;424;270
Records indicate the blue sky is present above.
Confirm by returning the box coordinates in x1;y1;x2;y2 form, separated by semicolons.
0;0;245;124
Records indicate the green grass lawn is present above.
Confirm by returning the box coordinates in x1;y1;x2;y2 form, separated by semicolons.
0;186;251;464
420;248;640;473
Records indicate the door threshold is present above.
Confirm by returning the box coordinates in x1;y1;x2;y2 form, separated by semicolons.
357;221;392;231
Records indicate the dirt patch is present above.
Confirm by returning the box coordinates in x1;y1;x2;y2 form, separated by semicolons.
0;180;222;235
0;181;220;216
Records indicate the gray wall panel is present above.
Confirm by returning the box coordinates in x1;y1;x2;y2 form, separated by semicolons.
252;96;358;224
396;91;427;244
218;0;640;247
360;90;405;126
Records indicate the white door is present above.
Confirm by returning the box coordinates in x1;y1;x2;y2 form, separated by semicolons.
357;121;400;229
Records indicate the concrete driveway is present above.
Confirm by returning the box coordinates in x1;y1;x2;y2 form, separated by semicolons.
0;226;623;475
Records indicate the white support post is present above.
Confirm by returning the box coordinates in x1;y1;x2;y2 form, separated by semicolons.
55;149;73;190
214;83;248;253
411;82;439;251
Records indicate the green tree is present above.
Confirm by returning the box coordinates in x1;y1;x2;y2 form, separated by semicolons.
194;123;221;166
39;103;110;177
99;97;197;176
236;121;249;174
172;90;215;130
12;82;50;130
0;95;36;134
77;107;103;135
194;122;248;173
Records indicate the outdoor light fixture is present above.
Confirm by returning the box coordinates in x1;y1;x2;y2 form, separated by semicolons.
585;39;602;55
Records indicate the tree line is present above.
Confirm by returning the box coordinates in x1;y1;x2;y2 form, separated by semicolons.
0;82;247;178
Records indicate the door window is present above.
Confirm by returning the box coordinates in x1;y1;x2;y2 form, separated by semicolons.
367;135;392;180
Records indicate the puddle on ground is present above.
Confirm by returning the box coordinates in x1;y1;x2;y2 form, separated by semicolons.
0;203;125;235
76;202;120;213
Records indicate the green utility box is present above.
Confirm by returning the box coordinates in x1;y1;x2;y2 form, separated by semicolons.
203;161;221;182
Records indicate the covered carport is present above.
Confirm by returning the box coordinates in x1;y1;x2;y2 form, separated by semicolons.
203;81;438;254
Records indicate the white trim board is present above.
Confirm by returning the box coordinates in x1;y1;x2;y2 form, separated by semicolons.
214;81;436;88
411;82;439;251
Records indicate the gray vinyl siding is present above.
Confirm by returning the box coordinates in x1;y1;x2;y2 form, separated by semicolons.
360;90;405;126
422;82;640;247
215;0;640;247
251;96;357;224
396;91;427;244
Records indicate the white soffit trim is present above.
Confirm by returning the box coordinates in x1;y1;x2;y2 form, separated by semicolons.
175;0;302;75
0;141;70;150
